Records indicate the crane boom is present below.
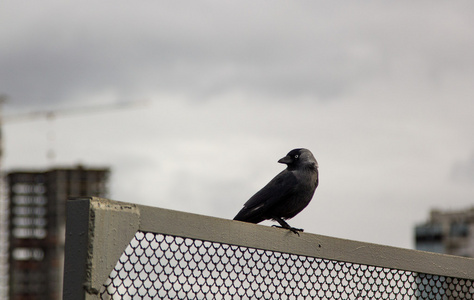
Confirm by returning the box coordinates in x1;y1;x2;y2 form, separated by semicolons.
2;100;149;123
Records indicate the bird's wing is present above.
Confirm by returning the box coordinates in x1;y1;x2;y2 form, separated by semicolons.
234;170;297;222
245;170;297;208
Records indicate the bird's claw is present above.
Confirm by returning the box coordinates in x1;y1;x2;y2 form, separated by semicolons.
272;225;304;236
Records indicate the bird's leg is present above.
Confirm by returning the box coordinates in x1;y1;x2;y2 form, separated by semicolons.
272;217;304;235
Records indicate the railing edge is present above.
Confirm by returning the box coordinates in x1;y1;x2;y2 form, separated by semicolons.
63;196;474;300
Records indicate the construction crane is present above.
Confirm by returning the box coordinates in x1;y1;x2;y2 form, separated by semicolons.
0;94;148;299
0;96;149;161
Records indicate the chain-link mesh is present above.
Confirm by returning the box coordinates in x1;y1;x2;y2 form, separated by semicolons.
100;231;473;299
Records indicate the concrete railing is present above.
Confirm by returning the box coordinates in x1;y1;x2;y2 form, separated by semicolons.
63;197;474;299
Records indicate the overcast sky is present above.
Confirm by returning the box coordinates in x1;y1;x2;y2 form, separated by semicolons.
2;1;474;249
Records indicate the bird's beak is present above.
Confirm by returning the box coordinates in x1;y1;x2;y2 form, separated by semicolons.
278;155;292;164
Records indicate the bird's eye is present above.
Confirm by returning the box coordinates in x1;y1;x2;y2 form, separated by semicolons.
294;155;299;159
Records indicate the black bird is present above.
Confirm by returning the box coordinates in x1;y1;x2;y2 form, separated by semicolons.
234;148;319;234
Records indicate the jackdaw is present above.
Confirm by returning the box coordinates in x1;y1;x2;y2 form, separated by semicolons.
234;148;319;234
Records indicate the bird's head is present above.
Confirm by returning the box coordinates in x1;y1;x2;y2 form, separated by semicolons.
278;148;318;170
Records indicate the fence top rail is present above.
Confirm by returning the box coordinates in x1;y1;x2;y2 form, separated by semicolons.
138;201;474;279
65;197;474;297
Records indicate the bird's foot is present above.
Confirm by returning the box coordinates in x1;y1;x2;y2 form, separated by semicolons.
272;225;304;236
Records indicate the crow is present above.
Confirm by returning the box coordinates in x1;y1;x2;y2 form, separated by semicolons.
234;148;319;235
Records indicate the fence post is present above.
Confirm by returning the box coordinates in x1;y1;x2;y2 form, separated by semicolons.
63;197;140;299
63;198;90;299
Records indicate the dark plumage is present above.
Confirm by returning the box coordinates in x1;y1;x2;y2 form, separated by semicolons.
234;148;319;234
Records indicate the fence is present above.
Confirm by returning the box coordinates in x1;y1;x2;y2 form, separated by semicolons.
63;197;474;299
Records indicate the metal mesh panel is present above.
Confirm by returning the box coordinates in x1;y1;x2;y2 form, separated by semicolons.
100;231;474;299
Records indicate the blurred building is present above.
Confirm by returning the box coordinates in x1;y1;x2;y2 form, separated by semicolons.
6;166;109;300
415;207;474;258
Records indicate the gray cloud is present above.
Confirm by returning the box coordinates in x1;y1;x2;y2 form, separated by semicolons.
4;1;473;110
2;1;474;249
